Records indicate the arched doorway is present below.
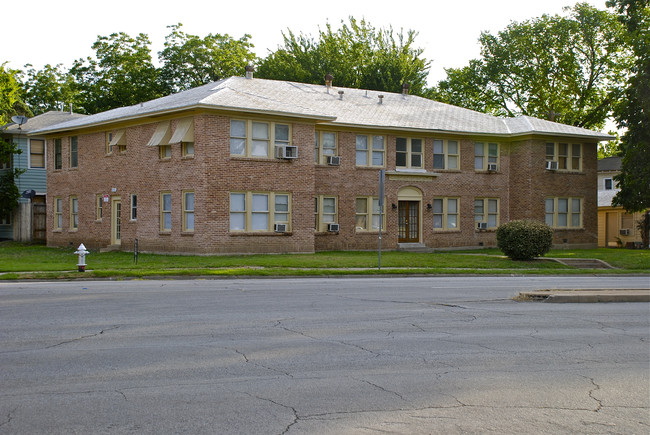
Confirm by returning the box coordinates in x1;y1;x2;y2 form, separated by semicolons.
397;187;422;243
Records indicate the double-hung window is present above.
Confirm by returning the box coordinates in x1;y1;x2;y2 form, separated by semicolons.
160;192;172;231
604;178;614;190
545;197;582;228
70;196;78;230
230;120;291;158
356;135;385;167
130;194;138;220
54;139;62;170
54;197;62;230
183;191;194;232
230;192;291;232
474;142;498;170
546;143;581;171
314;195;337;231
396;138;423;169
433;198;459;230
30;139;45;168
355;197;384;231
433;139;459;170
474;198;499;228
315;131;337;164
70;137;78;168
96;195;103;220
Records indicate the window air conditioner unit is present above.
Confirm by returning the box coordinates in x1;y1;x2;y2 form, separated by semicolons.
275;145;298;159
326;155;341;166
327;223;340;232
477;222;488;230
487;163;498;172
545;160;558;170
619;228;630;236
274;223;288;233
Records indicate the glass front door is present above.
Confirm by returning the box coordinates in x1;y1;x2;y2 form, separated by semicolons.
398;201;419;243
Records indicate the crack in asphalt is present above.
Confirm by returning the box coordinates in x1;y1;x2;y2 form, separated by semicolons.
44;325;120;350
584;376;603;412
354;378;406;402
231;348;293;378
0;407;17;429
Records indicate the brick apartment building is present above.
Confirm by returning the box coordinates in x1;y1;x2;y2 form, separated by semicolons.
33;74;611;254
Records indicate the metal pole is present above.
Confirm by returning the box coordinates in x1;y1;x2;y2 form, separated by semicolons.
378;170;385;270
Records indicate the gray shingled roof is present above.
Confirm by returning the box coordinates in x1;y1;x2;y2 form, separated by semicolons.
3;111;86;134
31;77;613;141
598;156;622;171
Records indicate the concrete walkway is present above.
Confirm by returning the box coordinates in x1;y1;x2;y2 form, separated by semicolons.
517;288;650;303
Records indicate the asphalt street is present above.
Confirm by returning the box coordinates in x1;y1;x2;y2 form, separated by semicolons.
0;276;648;434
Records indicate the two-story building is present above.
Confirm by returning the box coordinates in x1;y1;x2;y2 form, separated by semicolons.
1;111;85;242
33;74;611;254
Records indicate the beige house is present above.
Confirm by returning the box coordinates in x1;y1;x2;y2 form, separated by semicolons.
597;157;646;248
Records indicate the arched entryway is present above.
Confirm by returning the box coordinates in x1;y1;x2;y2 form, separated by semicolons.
397;187;422;243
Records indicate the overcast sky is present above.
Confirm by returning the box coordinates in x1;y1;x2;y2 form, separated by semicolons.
5;0;609;85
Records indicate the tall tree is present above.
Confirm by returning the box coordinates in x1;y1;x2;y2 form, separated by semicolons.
20;63;83;115
429;3;631;129
0;63;28;219
159;23;256;93
608;0;650;245
69;32;162;114
257;17;430;95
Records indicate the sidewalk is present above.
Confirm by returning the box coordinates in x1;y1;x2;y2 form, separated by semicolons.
517;288;650;303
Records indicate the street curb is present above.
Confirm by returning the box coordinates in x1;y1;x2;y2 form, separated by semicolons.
517;289;650;303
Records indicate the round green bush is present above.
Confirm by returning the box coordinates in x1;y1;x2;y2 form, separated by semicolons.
496;219;554;261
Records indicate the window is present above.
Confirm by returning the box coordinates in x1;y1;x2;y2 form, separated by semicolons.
160;144;172;159
604;178;614;190
545;197;582;228
314;195;337;231
70;136;78;168
356;135;385;167
30;139;45;168
433;139;459;170
621;213;633;230
70;196;78;230
433;198;459;230
355;197;384;231
0;212;10;226
474;142;498;170
106;132;113;154
182;142;194;157
546;142;581;171
230;119;291;158
315;131;337;164
130;194;137;220
396;137;423;169
183;191;194;232
96;195;103;220
0;153;10;169
474;198;499;228
171;118;194;157
54;139;62;170
230;192;291;232
161;192;172;231
108;130;127;153
54;197;62;230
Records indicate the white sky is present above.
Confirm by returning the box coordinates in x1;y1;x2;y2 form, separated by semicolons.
4;0;609;85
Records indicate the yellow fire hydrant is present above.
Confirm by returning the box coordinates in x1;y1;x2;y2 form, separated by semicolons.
74;243;89;272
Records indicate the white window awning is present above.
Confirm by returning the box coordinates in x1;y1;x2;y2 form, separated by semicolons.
170;118;194;144
146;122;171;146
109;129;126;146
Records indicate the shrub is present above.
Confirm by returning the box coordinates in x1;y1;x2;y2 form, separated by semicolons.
496;219;554;261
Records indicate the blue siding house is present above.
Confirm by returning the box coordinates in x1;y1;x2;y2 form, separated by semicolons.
1;111;85;241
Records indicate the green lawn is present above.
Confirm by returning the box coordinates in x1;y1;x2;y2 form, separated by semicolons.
0;242;647;279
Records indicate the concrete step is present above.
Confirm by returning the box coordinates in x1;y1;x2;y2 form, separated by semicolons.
99;244;122;253
551;258;614;269
397;243;434;253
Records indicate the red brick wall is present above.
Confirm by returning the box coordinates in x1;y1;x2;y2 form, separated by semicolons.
46;112;598;254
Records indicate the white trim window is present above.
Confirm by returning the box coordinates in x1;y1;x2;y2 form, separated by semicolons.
160;192;172;231
314;195;337;231
433;197;459;230
433;139;459;170
70;196;78;230
474;198;499;228
231;119;291;158
396;137;423;169
356;135;385;167
545;197;582;228
29;139;45;169
230;192;291;232
355;197;384;231
315;131;337;164
603;178;615;190
474;142;498;170
54;197;63;230
546;142;581;171
183;191;194;232
96;195;103;221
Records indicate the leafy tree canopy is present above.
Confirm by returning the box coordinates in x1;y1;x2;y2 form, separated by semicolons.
256;17;430;95
429;3;632;129
20;63;82;115
159;23;256;93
